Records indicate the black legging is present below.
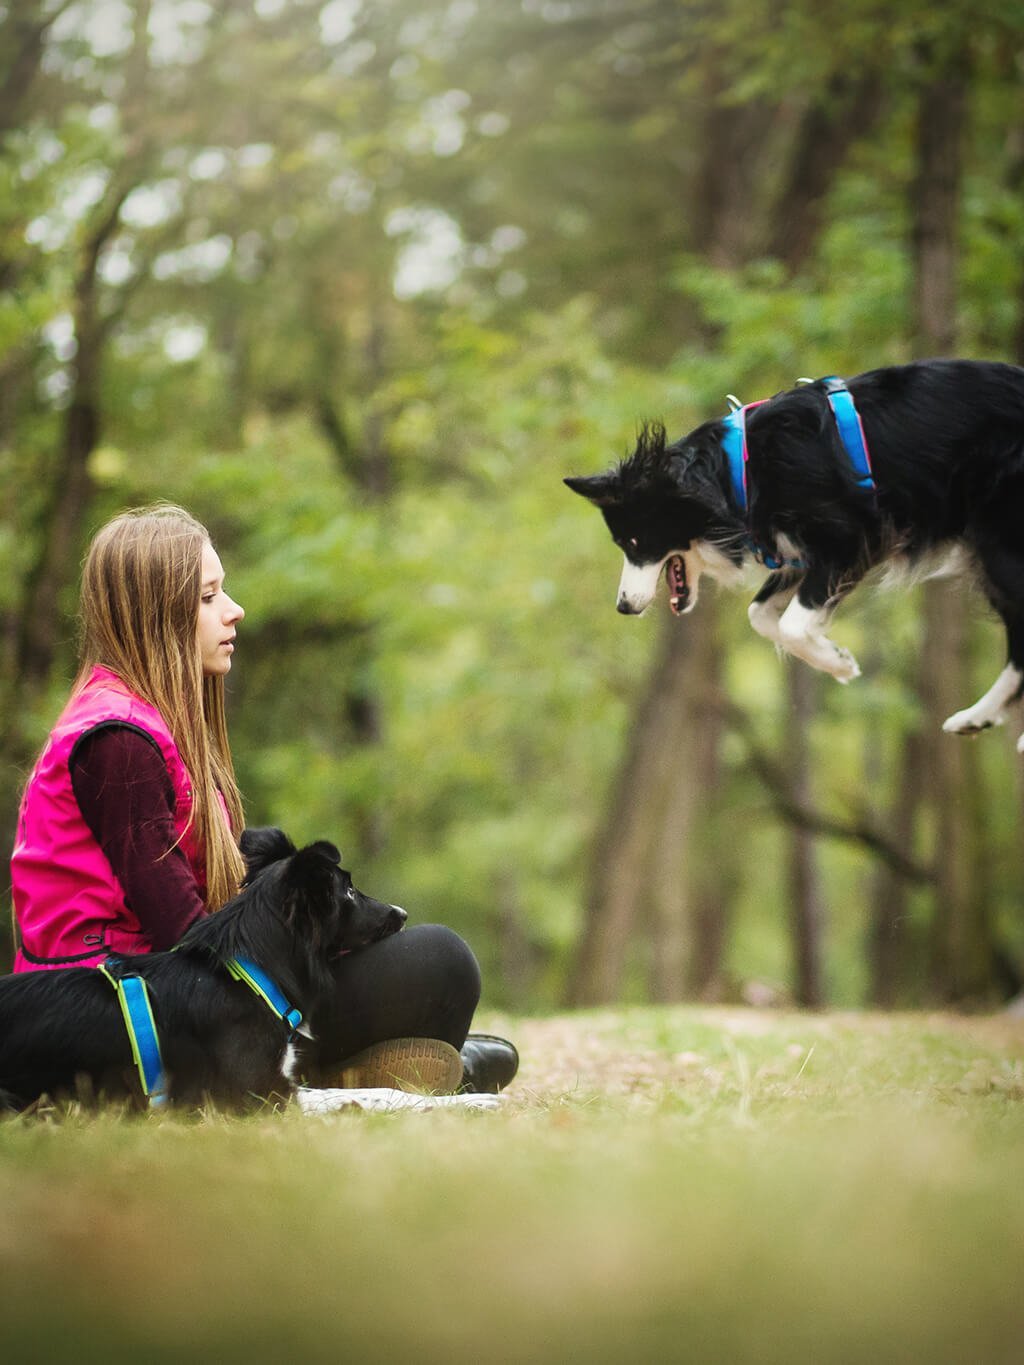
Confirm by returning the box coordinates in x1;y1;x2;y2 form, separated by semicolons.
309;924;482;1069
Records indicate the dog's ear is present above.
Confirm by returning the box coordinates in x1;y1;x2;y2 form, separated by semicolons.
563;474;622;506
303;840;342;868
240;827;297;881
284;840;342;896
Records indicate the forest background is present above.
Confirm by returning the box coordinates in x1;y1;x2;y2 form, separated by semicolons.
2;0;1023;1013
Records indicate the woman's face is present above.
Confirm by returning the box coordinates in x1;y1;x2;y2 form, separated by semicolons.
197;541;244;677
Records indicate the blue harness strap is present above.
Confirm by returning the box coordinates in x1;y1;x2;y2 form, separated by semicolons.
721;399;800;571
98;960;168;1107
224;956;303;1036
822;376;876;491
721;406;750;514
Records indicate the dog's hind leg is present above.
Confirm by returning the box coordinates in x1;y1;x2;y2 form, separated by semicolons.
747;571;802;646
942;618;1024;746
945;541;1024;745
775;567;861;683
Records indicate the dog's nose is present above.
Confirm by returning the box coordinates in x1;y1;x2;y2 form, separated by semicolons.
393;906;407;925
617;597;638;615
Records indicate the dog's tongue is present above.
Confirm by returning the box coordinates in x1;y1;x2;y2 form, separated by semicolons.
666;556;689;615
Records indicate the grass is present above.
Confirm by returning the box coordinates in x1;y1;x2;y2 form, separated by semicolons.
1;1005;1022;1363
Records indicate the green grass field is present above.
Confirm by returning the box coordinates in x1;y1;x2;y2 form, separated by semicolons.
2;1006;1022;1364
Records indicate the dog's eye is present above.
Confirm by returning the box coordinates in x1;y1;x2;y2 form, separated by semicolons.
628;537;639;550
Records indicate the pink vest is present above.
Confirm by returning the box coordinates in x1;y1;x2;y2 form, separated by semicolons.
11;666;207;972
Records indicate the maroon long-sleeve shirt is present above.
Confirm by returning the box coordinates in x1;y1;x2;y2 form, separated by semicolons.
69;723;208;950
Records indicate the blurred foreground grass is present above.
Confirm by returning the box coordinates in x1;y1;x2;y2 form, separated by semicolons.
1;1006;1022;1364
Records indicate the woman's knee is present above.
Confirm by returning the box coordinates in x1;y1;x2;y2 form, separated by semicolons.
313;921;482;1063
402;923;482;1014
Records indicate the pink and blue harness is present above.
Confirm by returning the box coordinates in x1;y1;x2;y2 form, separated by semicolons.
99;953;305;1108
721;375;875;570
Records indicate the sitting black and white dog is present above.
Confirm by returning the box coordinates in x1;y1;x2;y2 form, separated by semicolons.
0;828;408;1112
565;359;1024;748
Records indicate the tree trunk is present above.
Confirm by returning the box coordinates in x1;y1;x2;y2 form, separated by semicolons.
766;71;885;273
7;176;129;704
868;728;926;1006
0;4;150;864
494;868;537;1010
691;63;776;267
0;2;76;141
0;207;119;873
919;584;996;1002
686;636;733;1002
646;604;724;1002
909;37;999;1005
566;599;723;1006
910;45;968;355
785;660;826;1007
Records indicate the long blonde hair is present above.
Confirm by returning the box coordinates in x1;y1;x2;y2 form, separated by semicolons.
76;504;246;910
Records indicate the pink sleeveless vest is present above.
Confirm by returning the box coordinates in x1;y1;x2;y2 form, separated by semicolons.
11;666;208;972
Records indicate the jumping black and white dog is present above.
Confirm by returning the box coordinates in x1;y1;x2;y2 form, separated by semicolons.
565;359;1024;748
0;828;407;1112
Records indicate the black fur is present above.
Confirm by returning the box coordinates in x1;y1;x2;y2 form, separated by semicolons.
566;360;1024;733
0;829;406;1112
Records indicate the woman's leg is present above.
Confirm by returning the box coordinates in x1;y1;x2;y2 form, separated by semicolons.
309;924;481;1070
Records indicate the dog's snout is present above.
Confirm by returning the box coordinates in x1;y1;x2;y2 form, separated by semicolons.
392;905;408;926
617;597;639;615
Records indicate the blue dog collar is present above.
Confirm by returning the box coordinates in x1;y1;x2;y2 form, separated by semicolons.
822;376;875;491
225;956;303;1035
98;959;168;1107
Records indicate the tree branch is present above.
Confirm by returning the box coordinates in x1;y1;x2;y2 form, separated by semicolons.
0;0;78;139
712;696;933;885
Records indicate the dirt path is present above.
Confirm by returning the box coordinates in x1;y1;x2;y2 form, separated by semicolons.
478;1005;1024;1105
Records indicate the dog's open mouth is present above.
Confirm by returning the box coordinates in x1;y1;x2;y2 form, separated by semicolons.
666;556;689;615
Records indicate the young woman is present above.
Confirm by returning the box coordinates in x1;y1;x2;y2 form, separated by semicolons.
10;504;516;1093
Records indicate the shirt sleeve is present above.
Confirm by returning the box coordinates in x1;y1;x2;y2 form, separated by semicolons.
69;723;208;950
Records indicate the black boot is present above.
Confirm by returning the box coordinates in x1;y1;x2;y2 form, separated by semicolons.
458;1033;519;1093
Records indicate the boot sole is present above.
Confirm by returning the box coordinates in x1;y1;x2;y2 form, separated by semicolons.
326;1038;464;1094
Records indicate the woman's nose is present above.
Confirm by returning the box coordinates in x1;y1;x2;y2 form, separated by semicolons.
225;596;244;622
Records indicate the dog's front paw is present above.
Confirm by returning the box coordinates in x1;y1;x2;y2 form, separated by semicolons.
830;647;861;684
